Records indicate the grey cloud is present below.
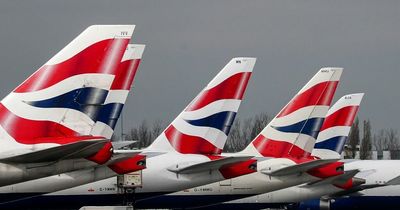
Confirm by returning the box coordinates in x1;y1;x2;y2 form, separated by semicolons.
0;0;398;134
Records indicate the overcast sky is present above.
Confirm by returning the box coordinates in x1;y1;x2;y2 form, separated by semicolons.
0;0;399;135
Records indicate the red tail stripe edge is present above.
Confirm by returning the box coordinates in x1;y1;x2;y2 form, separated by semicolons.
320;106;359;131
252;135;310;158
110;59;141;90
15;39;129;93
186;72;252;112
0;103;82;144
164;125;222;154
277;81;339;118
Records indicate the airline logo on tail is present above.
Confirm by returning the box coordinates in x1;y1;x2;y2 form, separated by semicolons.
313;93;364;159
91;44;145;138
150;58;256;154
0;25;135;147
246;68;342;158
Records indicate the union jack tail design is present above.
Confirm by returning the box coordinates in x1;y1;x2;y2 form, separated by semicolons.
312;93;364;159
242;68;342;158
148;57;257;154
0;25;136;151
91;44;145;138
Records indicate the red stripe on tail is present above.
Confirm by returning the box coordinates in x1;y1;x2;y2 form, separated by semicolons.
320;106;359;131
186;72;252;111
277;81;338;118
0;103;82;144
111;59;141;90
252;135;310;158
164;125;222;154
15;39;129;93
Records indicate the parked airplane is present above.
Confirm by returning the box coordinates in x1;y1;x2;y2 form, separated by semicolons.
0;44;147;204
288;161;400;210
285;94;400;210
0;25;140;187
11;67;344;209
0;57;258;209
203;93;365;209
129;67;344;209
214;93;400;210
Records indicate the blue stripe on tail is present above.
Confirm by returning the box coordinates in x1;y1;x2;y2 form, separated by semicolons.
185;111;237;135
315;136;347;154
97;103;124;129
272;117;325;139
25;87;108;112
25;87;123;128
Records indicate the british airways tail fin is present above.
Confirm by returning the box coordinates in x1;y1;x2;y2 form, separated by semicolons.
0;25;135;148
241;68;342;158
312;93;364;159
91;44;145;138
148;58;256;154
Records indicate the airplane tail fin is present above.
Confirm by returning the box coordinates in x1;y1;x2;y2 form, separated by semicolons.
0;25;135;146
241;68;342;158
148;58;256;154
90;44;145;139
312;93;364;159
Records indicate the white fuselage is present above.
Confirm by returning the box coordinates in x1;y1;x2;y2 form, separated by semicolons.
0;165;119;194
226;160;400;205
2;152;236;198
36;156;321;209
134;152;229;194
0;158;97;187
168;157;317;196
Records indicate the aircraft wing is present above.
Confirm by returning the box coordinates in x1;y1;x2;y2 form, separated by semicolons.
167;156;254;174
0;139;109;163
261;159;339;176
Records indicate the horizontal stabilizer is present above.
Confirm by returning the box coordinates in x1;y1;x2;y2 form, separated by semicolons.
114;150;166;158
0;139;108;163
306;169;360;187
261;159;339;176
330;172;400;197
333;169;363;186
106;151;142;165
111;141;137;149
167;156;253;174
